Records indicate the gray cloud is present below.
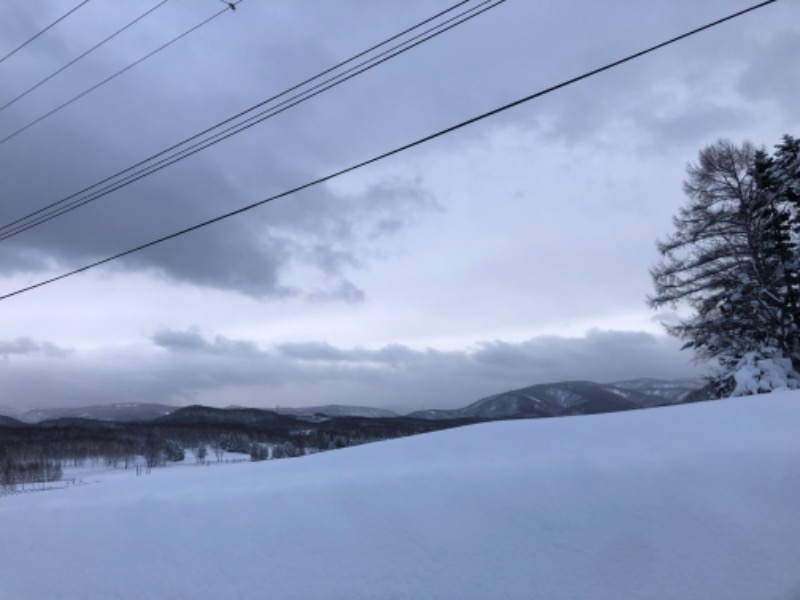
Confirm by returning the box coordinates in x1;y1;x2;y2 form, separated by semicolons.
0;0;793;302
308;280;366;304
736;30;800;108
151;328;207;351
0;337;69;358
152;328;261;357
0;126;434;299
0;1;444;300
0;1;790;417
0;329;700;415
276;341;420;366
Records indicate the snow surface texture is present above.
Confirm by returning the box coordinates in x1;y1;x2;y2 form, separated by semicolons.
2;393;799;600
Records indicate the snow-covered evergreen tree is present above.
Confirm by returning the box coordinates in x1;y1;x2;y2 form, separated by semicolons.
649;137;800;396
249;443;268;462
758;135;800;366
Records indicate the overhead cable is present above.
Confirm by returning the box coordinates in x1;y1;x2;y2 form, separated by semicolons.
0;0;776;302
0;1;91;66
0;0;171;115
0;0;492;240
0;1;241;145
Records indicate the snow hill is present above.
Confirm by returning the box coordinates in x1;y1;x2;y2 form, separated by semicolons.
2;392;798;599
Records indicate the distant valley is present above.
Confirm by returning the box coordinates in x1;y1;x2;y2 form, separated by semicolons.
0;377;708;490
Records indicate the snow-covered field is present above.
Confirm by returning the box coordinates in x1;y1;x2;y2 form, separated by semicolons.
2;393;799;600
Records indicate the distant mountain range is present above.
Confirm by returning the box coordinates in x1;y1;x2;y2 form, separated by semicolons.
3;378;706;425
13;403;176;424
0;415;24;427
409;378;705;420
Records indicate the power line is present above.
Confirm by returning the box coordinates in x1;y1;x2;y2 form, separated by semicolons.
0;0;170;115
0;1;241;145
0;0;476;241
0;0;776;302
0;1;91;66
0;0;493;240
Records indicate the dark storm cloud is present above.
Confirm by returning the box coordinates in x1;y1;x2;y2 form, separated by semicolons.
0;131;433;298
151;328;208;351
276;341;420;366
152;328;261;357
0;0;791;417
0;1;442;298
0;117;434;298
277;341;349;362
0;337;68;358
472;340;560;373
177;328;700;395
0;0;793;301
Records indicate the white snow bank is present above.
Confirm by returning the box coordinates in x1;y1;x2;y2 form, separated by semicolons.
730;349;800;396
1;393;799;600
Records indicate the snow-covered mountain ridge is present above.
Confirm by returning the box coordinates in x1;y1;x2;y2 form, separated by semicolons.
409;378;705;420
5;378;705;423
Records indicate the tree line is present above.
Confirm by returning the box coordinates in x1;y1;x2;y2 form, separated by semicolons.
0;410;471;491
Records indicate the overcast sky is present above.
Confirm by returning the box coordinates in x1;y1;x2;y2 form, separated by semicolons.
0;0;795;414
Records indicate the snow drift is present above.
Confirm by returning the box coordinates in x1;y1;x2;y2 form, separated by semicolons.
1;392;799;600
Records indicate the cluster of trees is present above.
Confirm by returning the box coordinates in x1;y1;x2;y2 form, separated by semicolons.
0;425;291;491
1;457;63;490
1;410;459;490
650;135;800;396
0;426;175;490
141;435;185;468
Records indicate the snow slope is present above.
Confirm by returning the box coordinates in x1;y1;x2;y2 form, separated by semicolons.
2;393;799;600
